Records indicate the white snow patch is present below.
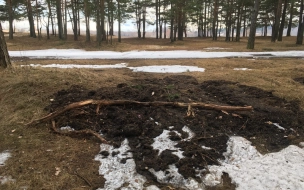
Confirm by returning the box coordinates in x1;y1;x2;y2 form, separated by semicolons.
22;63;128;69
128;65;205;73
182;126;195;141
233;68;252;71
144;185;161;190
0;151;15;185
94;139;147;190
21;64;205;73
204;47;231;50
60;126;75;131
10;49;304;59
151;130;184;159
0;151;10;166
204;136;304;189
273;123;285;130
149;164;204;190
201;146;212;150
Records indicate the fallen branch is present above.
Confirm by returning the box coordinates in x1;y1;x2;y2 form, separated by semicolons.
27;99;253;126
51;120;108;144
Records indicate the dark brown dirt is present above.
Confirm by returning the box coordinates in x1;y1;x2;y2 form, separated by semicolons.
45;75;304;187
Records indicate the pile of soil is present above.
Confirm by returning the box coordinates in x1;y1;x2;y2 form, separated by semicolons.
45;75;304;185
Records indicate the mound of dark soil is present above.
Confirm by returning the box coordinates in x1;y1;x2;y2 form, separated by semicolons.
45;75;304;184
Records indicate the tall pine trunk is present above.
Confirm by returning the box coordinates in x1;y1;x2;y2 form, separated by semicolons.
247;0;260;49
56;0;63;39
271;0;283;42
287;0;295;36
8;0;13;39
296;0;304;44
27;0;36;38
278;0;288;41
0;23;11;68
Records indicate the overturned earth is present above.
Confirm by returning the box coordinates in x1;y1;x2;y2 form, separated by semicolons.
44;75;304;188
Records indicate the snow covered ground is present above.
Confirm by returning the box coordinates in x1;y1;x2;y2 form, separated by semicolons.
0;151;14;185
9;49;304;59
95;127;304;190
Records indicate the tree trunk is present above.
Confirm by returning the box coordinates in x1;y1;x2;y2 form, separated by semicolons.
56;0;63;39
296;0;304;44
71;0;78;41
7;0;13;39
247;0;260;49
0;23;11;68
287;0;295;36
118;0;121;42
243;6;246;37
27;0;36;38
143;6;146;39
236;1;244;42
271;0;283;42
212;0;219;40
35;0;41;40
156;0;158;39
84;0;90;42
278;0;288;41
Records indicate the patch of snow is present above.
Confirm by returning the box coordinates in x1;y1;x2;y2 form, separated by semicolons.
0;151;10;166
144;185;161;190
204;136;304;189
10;49;304;59
233;68;252;71
128;65;205;73
94;139;147;190
0;176;15;185
182;126;195;141
201;146;212;150
21;64;205;73
273;123;285;130
22;63;128;69
0;151;14;185
60;126;75;131
299;142;304;148
149;164;204;190
151;130;184;159
204;47;231;50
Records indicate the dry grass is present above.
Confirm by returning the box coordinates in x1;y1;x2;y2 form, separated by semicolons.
1;33;304;189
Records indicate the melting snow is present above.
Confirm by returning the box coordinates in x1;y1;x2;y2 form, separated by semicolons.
151;130;184;159
94;139;147;190
23;63;128;69
129;65;205;73
21;64;205;73
10;49;304;59
0;151;14;185
273;123;286;130
233;68;252;71
204;136;304;189
149;164;204;189
0;151;10;166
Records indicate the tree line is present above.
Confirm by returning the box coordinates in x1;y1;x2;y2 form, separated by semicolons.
0;0;303;49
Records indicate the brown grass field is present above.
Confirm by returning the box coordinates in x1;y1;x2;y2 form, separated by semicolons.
0;33;304;189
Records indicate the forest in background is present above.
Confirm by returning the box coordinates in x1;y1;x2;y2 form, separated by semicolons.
0;0;303;48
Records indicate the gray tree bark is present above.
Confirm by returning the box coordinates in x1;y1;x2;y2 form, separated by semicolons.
247;0;260;49
0;23;11;68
